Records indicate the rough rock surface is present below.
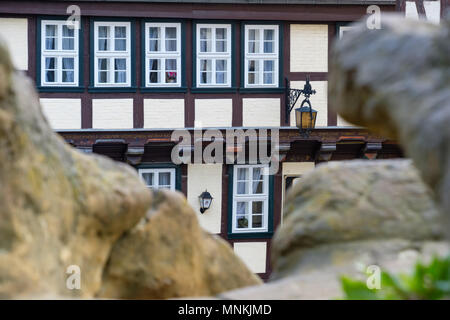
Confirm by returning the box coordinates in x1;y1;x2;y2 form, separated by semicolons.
219;160;449;299
0;38;151;298
99;191;262;299
0;37;260;299
329;15;450;218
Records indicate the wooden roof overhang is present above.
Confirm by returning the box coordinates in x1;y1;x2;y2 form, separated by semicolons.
58;127;404;165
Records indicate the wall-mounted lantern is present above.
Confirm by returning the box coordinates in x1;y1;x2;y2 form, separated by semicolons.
286;76;317;137
199;190;213;214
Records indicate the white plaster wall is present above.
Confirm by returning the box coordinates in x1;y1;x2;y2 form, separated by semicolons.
187;164;223;234
242;98;280;127
92;99;133;129
289;81;327;127
40;98;81;129
233;242;267;274
0;18;28;70
290;24;328;72
194;99;232;128
144;99;184;129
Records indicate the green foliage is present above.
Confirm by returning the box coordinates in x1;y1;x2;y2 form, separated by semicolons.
341;256;450;300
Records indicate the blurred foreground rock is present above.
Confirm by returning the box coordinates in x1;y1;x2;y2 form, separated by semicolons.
99;191;261;299
0;38;259;299
329;15;450;218
219;160;449;299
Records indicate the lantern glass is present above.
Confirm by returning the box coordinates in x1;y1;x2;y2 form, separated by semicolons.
199;191;213;213
295;106;317;130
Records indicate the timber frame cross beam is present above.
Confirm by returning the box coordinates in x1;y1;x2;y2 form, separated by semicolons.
285;76;316;126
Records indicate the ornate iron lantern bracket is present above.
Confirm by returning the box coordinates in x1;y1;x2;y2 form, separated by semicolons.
285;76;316;125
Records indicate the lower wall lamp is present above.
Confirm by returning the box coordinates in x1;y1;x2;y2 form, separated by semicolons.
286;76;318;137
199;190;213;214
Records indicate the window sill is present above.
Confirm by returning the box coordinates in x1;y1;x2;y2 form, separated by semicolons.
140;87;187;93
239;87;285;94
37;86;85;93
227;231;273;239
88;86;137;93
191;87;237;94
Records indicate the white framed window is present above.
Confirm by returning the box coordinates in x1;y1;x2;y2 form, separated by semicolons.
94;21;131;87
138;168;176;191
244;25;279;88
145;22;181;87
41;20;79;86
232;164;269;233
196;24;232;87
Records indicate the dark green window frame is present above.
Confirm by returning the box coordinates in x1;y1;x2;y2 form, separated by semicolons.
227;164;274;239
135;163;182;191
88;17;137;93
36;16;84;93
239;21;284;94
140;19;187;93
191;20;237;93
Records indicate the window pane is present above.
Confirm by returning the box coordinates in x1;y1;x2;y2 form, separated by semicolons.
248;60;259;85
264;41;274;53
45;57;56;70
252;201;263;214
98;39;108;51
237;168;248;180
62;38;74;50
215;28;227;52
166;39;177;51
150;39;160;52
165;27;177;39
200;28;212;52
237;182;247;194
45;38;56;50
115;72;126;83
149;27;160;51
115;26;126;38
216;72;226;84
149;59;160;71
62;58;74;70
46;25;57;37
166;59;176;71
253;168;262;180
248;29;258;40
252;181;263;194
264;60;274;72
62;71;74;83
149;27;160;38
98;58;109;70
200;40;211;53
200;59;211;84
263;73;273;84
252;215;262;228
62;25;74;37
149;58;161;83
45;70;55;82
98;71;108;83
236;202;248;229
98;26;109;38
142;173;154;186
150;72;160;83
114;58;126;70
159;172;171;186
115;39;126;51
264;29;274;41
200;28;211;40
165;59;177;83
216;60;226;71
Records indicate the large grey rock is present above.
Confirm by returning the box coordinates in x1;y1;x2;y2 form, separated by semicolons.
99;191;262;299
219;160;449;299
0;38;151;298
329;15;450;218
